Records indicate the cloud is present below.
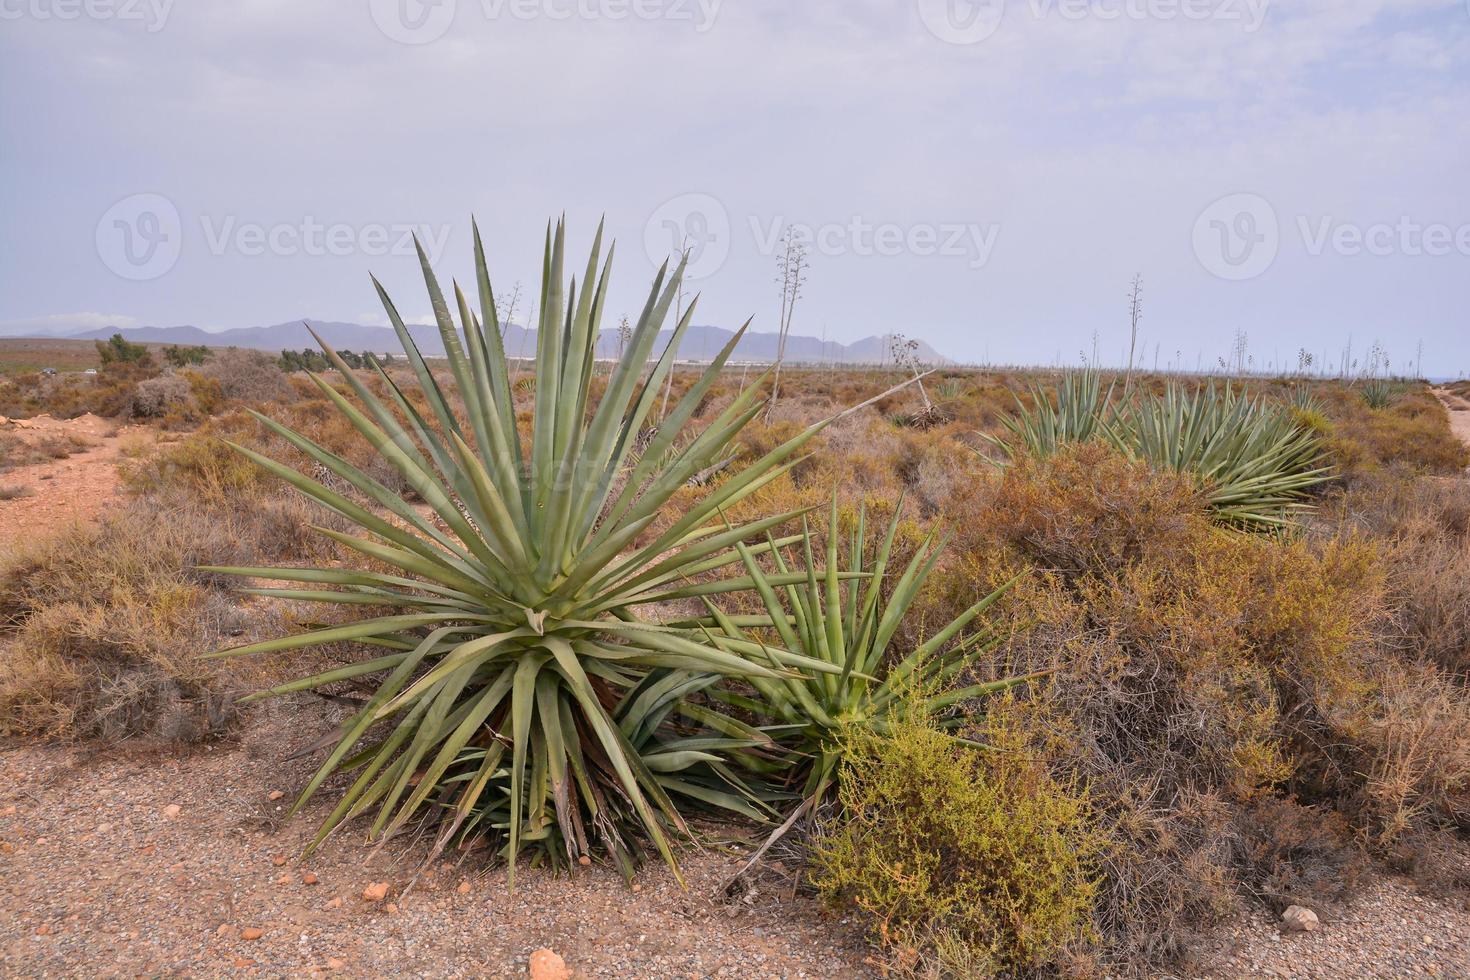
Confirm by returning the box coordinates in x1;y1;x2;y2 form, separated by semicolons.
2;0;1468;372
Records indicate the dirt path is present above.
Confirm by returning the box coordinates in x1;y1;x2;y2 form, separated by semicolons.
1434;386;1470;465
0;702;876;979
0;414;151;554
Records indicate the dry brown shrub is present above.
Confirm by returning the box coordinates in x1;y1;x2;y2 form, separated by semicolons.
0;498;281;739
129;371;193;418
1317;383;1469;480
1325;472;1470;673
911;442;1454;970
1229;797;1367;914
1359;662;1470;843
197;347;295;404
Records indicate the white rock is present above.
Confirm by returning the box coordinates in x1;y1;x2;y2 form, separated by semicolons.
1282;905;1320;932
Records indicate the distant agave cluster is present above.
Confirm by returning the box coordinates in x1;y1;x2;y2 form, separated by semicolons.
987;368;1334;530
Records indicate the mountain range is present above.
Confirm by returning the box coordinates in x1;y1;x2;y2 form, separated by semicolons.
0;319;948;366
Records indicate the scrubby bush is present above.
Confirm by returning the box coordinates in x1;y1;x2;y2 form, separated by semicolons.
198;347;295;404
0;497;300;739
920;440;1470;969
812;706;1102;977
129;371;193;418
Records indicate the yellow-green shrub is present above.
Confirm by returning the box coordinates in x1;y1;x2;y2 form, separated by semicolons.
812;706;1102;977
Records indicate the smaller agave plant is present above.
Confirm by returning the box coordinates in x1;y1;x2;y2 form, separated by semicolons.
984;367;1116;462
687;495;1045;822
1109;382;1333;531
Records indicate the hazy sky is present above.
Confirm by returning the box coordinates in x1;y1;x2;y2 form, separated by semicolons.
2;0;1467;373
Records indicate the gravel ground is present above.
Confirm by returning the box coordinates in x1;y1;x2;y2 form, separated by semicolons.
1194;878;1470;979
4;697;1469;978
0;700;877;979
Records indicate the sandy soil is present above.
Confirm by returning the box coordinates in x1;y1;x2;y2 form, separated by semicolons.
0;414;151;554
0;701;877;979
1434;387;1470;467
3;407;1470;977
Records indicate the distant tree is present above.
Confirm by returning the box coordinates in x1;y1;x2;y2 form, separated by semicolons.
335;350;365;369
163;344;212;368
278;348;330;373
96;332;150;367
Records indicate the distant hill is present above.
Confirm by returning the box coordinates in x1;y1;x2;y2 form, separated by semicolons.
1;318;947;366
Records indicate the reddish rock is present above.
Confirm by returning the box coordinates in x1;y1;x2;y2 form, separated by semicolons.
529;947;571;980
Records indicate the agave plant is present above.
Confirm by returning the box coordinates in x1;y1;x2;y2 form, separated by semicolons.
202;218;862;880
984;367;1116;462
689;496;1042;816
1359;377;1400;409
1108;382;1333;530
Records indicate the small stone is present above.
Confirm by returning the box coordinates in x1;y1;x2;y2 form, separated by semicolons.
362;882;389;903
267;790;285;801
303;873;320;886
528;948;572;980
241;927;264;941
216;924;237;938
578;855;591;866
1282;905;1320;932
324;897;343;910
457;881;471;894
233;958;255;968
271;855;287;867
275;874;292;885
162;804;181;819
385;903;399;914
326;958;346;970
35;924;52;936
96;822;113;834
